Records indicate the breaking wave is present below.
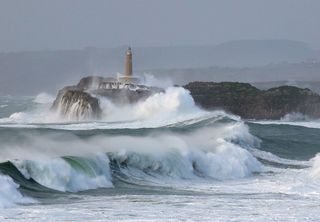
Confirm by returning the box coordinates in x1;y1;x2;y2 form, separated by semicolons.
0;87;210;125
0;174;36;209
309;154;320;179
12;154;113;192
0;120;263;205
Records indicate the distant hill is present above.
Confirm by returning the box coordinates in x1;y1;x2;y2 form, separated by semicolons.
0;39;319;95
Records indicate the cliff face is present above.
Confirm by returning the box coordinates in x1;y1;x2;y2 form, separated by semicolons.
184;82;320;120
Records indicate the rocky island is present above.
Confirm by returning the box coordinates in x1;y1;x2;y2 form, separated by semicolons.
184;82;320;119
51;48;162;120
50;48;320;120
51;77;320;120
51;76;162;120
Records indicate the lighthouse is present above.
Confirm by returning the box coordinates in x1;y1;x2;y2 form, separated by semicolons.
125;47;133;77
117;47;140;84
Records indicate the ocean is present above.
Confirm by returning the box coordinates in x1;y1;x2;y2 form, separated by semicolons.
0;88;320;221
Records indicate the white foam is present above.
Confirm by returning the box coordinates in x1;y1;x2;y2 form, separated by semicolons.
56;98;97;121
309;154;320;179
0;122;262;184
249;147;310;167
142;73;173;89
101;127;262;182
13;154;113;192
0;87;233;130
251;120;320;129
98;87;204;121
33;92;55;104
0;174;35;208
250;112;320;129
281;112;310;122
0;111;230;130
9;112;28;121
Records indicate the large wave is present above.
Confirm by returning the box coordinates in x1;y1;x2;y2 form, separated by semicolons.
12;154;113;192
0;121;263;195
0;174;36;208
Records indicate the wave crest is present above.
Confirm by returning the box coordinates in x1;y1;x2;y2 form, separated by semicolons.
12;154;112;192
0;174;36;208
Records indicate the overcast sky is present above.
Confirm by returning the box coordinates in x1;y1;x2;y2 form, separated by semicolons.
0;0;319;52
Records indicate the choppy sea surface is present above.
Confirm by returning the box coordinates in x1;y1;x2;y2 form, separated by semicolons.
1;89;320;221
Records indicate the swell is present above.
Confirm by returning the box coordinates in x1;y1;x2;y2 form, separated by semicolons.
248;122;320;161
0;161;54;193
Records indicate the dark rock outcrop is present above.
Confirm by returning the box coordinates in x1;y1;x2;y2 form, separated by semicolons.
51;89;102;120
51;76;162;120
184;82;320;120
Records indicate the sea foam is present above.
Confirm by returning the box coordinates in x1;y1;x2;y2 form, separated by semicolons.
33;92;55;104
12;154;113;192
0;174;35;208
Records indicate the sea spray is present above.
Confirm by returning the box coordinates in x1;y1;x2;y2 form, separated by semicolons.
53;90;101;121
0;174;36;208
99;87;201;122
0;121;262;192
12;154;113;192
309;154;320;179
109;136;261;181
33;92;55;104
142;73;173;89
134;87;197;119
1;87;206;125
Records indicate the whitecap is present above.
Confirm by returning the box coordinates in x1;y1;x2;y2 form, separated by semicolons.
0;174;36;209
